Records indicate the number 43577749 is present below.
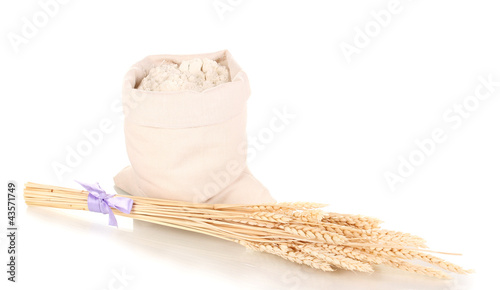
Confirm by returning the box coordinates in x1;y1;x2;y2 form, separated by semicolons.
7;182;16;227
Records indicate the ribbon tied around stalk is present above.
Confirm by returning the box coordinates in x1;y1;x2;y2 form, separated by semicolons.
76;181;133;227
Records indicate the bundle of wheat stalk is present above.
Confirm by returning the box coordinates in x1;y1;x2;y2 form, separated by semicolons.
24;182;471;279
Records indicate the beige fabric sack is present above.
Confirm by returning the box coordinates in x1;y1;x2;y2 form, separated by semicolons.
114;50;275;204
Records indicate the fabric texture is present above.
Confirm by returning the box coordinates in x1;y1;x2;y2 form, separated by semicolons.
114;50;275;204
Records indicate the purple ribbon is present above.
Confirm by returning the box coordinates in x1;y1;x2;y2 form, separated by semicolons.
76;181;133;227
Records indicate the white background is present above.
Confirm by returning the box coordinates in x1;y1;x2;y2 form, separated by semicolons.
1;0;499;289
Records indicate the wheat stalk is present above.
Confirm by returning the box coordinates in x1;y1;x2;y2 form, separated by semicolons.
382;259;450;279
248;211;292;223
369;230;428;248
356;247;472;274
323;214;382;230
301;245;374;272
281;224;347;244
316;244;385;264
240;241;335;272
23;182;472;279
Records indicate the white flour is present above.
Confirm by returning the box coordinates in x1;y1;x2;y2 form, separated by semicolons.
137;58;229;92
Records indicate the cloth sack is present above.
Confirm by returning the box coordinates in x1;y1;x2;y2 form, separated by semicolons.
114;50;275;204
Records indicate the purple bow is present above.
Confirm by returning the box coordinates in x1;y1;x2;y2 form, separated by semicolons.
76;181;133;227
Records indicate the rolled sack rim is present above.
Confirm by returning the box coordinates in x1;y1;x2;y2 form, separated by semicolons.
122;50;251;129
